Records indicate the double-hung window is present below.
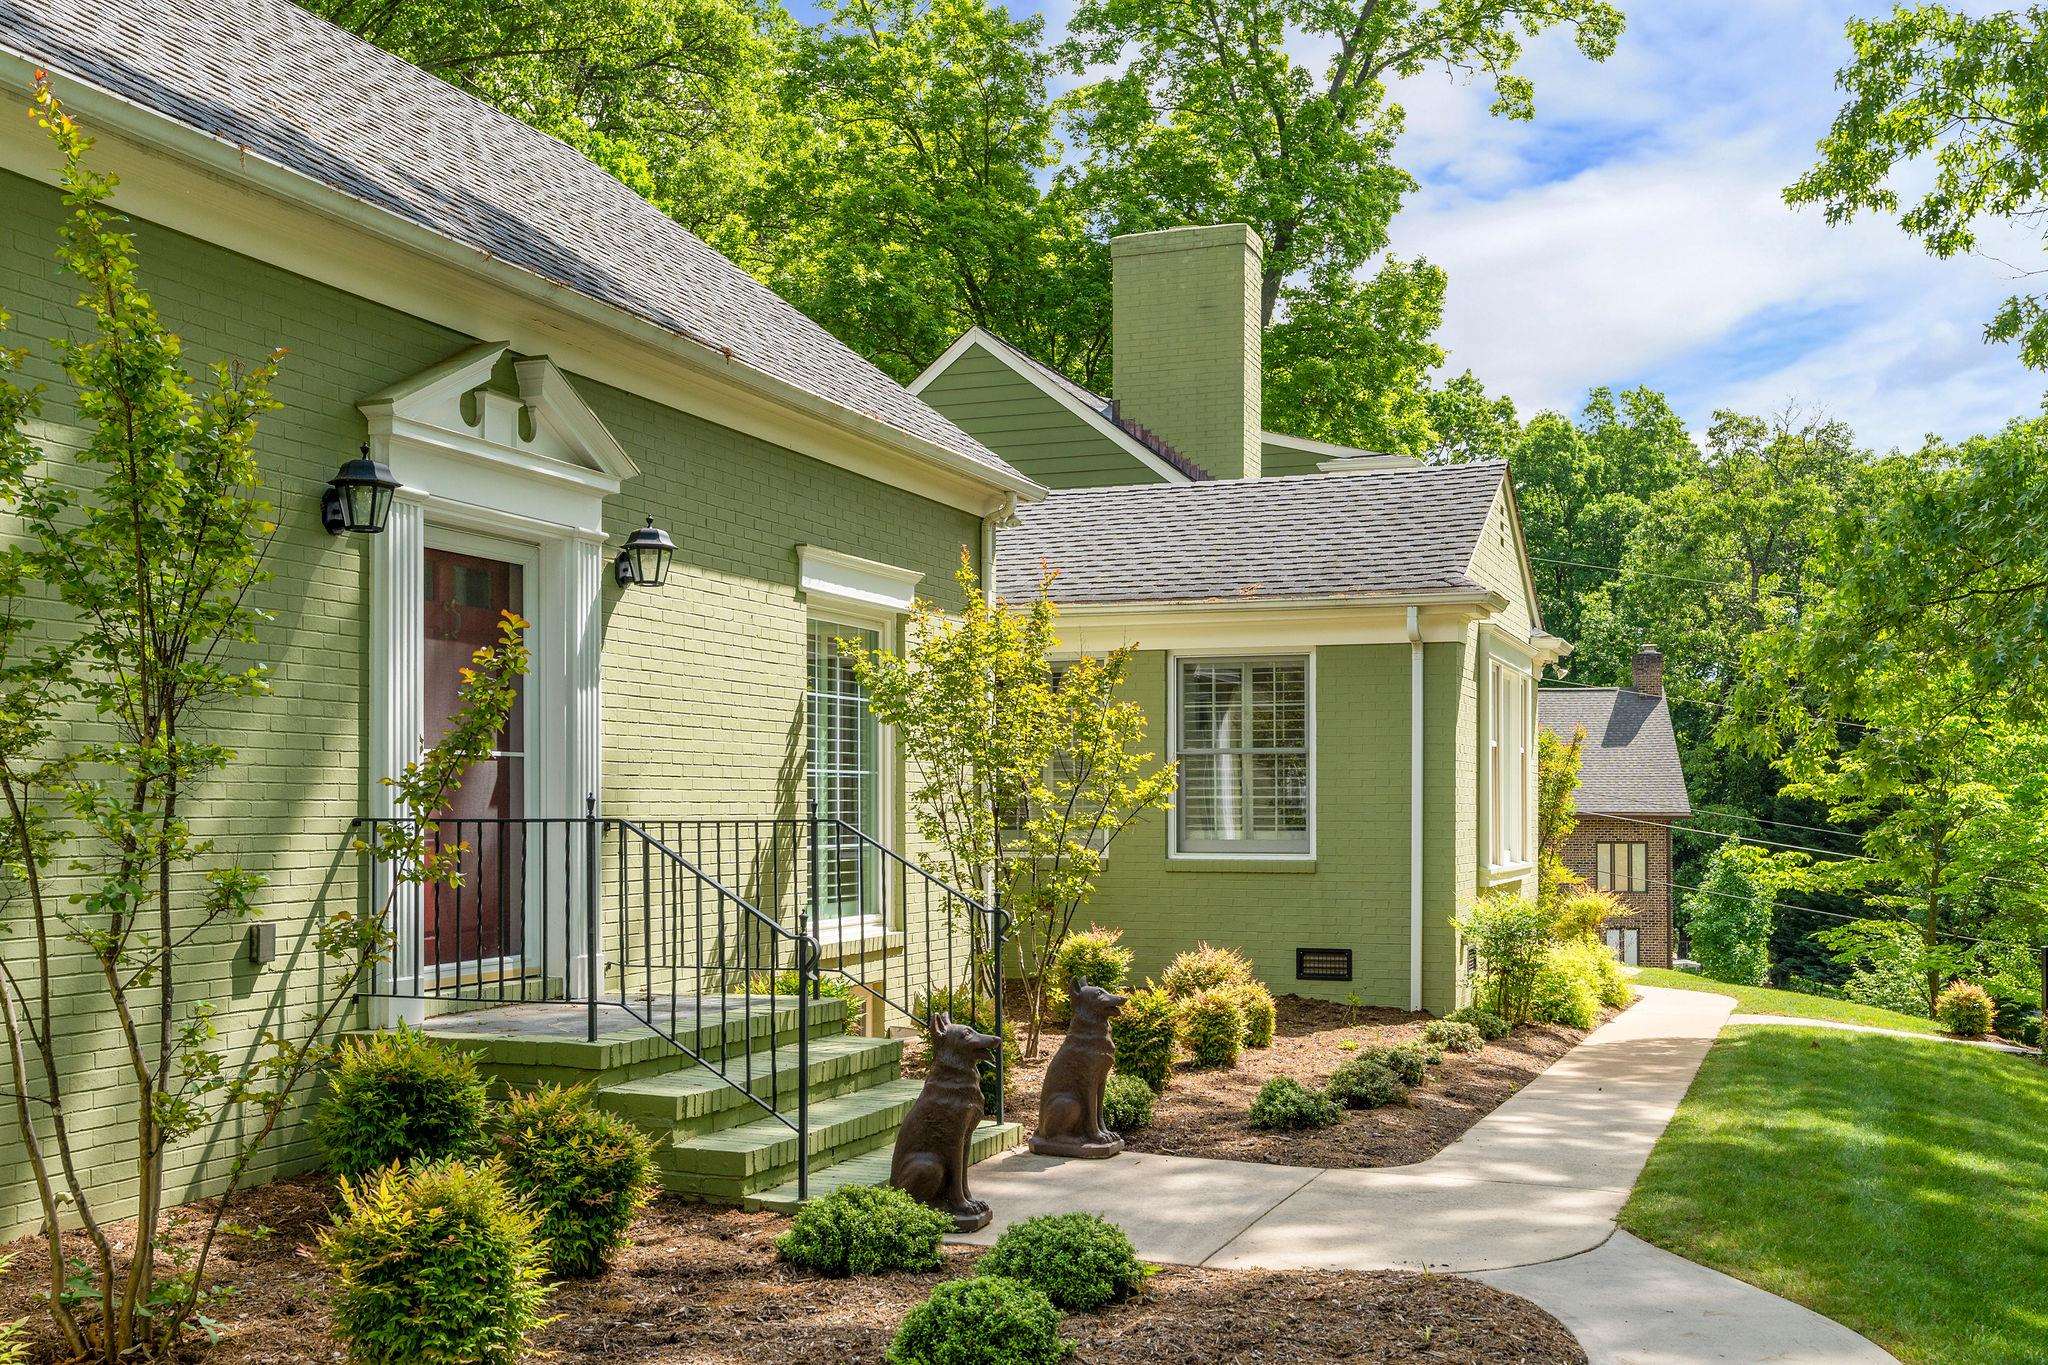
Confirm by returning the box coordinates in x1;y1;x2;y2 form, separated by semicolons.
1174;656;1312;856
1489;658;1531;868
1597;841;1648;894
808;619;880;922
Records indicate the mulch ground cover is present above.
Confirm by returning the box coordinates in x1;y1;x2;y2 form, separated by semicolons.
0;1180;1585;1363
914;994;1597;1169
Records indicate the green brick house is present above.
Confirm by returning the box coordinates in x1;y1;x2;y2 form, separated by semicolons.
0;0;1041;1236
913;225;1566;1012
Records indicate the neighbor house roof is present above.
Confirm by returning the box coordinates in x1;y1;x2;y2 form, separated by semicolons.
994;462;1509;606
1537;689;1692;818
0;0;1033;494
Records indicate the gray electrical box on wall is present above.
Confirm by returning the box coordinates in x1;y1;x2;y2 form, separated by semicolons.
247;920;276;966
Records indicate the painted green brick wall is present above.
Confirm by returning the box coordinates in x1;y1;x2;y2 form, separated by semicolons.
1110;226;1262;481
0;169;986;1238
915;346;1160;489
1071;641;1482;1011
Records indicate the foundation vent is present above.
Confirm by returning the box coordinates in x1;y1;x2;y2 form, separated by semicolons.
1295;947;1353;982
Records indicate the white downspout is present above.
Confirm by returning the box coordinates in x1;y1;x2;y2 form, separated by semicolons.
1408;606;1424;1012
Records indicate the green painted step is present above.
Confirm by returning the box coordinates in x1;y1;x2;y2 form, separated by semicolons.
385;996;850;1089
745;1119;1025;1214
599;1033;903;1137
657;1078;927;1200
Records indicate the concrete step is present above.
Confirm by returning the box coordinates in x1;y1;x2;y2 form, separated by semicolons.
657;1079;928;1200
599;1033;903;1137
745;1119;1025;1214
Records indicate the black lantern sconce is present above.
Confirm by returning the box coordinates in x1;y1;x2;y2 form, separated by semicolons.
615;516;676;588
322;445;401;535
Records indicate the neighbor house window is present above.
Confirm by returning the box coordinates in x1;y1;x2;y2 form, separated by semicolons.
1489;659;1531;867
1175;656;1311;855
808;619;880;920
1597;841;1648;894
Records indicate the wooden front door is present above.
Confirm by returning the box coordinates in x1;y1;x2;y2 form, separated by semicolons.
422;546;527;970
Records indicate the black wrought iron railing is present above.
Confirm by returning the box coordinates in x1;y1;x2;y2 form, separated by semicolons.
351;805;1004;1195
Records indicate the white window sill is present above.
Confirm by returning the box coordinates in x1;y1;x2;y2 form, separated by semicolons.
1482;861;1536;887
814;919;903;964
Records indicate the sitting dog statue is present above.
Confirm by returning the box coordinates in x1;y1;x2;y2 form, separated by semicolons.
1029;980;1129;1159
890;1012;1000;1232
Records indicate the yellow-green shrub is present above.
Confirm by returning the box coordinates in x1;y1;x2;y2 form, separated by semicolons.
1549;890;1625;943
1222;980;1277;1048
1177;988;1245;1069
1109;986;1178;1091
1161;943;1255;999
1550;938;1631;1010
1051;926;1134;1021
491;1084;656;1277
320;1160;551;1365
1936;982;1995;1038
317;1026;490;1178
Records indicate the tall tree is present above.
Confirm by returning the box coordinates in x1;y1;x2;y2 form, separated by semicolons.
1477;386;1699;643
1061;0;1625;326
1789;4;2048;367
306;0;785;253
1260;259;1446;453
761;0;1107;382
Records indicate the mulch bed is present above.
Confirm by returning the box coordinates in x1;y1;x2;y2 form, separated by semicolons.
913;994;1597;1169
0;1180;1585;1363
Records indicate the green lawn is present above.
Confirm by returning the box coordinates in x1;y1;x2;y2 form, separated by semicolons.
1631;966;1941;1034
1622;1027;2048;1363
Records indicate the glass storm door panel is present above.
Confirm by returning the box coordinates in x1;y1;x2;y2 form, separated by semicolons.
808;620;879;923
422;547;527;969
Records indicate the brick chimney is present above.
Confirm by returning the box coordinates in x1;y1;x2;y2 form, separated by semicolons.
1110;224;1263;481
1632;645;1665;697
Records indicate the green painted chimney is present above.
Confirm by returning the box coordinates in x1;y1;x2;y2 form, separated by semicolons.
1110;224;1264;481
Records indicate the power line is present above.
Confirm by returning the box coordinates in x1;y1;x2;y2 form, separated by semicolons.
1596;807;2045;896
1541;679;1890;737
1527;552;1815;605
1656;876;2039;952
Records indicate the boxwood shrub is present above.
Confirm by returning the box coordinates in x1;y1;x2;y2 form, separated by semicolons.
887;1276;1071;1365
776;1183;953;1276
317;1025;490;1178
1052;926;1134;1021
320;1159;551;1365
976;1212;1148;1311
1223;980;1278;1049
1326;1056;1406;1111
1247;1077;1342;1130
1101;1072;1156;1133
1177;988;1245;1070
1375;1044;1430;1088
491;1084;657;1277
1110;987;1179;1092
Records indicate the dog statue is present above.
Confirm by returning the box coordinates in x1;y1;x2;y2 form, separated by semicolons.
1029;980;1129;1159
890;1013;1000;1232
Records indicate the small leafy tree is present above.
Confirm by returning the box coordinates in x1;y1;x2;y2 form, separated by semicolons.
848;556;1174;1054
1453;891;1549;1025
0;84;526;1361
1683;843;1774;987
1536;727;1586;910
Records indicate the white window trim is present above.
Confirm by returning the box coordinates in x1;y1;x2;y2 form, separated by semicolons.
799;544;924;618
806;608;902;936
1484;648;1536;876
1165;650;1318;862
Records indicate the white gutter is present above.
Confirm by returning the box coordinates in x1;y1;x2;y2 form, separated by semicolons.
1408;605;1424;1012
0;49;1043;507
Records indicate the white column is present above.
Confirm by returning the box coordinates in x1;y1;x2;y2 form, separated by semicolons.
1408;606;1424;1013
368;495;426;1023
567;533;607;998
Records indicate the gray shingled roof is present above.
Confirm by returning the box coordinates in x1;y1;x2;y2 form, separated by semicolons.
0;0;1029;490
1538;688;1692;817
995;462;1507;605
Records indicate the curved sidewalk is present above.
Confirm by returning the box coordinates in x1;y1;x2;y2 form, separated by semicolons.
958;986;1894;1363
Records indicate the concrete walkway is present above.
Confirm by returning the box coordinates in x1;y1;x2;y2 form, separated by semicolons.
956;986;1895;1363
1728;1012;2035;1054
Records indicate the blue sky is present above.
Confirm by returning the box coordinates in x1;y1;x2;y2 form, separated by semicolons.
993;0;2043;450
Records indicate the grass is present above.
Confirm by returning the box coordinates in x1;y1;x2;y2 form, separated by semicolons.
1622;1026;2048;1364
1630;966;1941;1034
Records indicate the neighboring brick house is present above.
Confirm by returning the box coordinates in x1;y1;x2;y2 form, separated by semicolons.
1537;648;1692;967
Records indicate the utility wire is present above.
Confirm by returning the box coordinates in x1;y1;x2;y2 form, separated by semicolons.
1655;876;2040;952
